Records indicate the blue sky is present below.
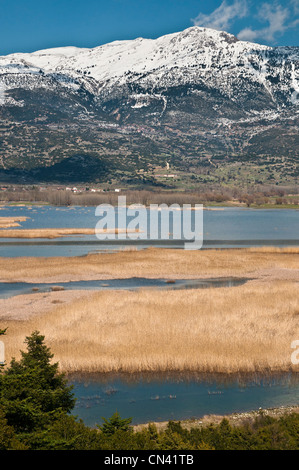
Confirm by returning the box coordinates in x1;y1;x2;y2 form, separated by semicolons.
0;0;298;55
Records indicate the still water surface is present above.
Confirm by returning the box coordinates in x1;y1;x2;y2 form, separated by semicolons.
0;205;299;257
0;277;249;299
70;374;299;426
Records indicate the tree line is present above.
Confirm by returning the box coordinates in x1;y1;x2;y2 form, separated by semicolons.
1;187;299;207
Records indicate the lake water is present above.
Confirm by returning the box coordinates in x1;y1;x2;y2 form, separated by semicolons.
0;205;299;257
70;373;299;427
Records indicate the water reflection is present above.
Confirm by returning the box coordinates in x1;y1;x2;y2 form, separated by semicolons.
69;372;299;426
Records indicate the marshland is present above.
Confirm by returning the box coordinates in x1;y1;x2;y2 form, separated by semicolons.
3;277;299;375
0;203;299;424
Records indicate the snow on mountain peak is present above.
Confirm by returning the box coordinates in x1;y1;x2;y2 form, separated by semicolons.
0;26;269;80
0;26;297;107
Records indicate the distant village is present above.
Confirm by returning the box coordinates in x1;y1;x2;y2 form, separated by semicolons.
0;185;123;194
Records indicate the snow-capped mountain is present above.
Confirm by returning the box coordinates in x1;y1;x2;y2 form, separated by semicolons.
0;27;298;183
1;26;298;106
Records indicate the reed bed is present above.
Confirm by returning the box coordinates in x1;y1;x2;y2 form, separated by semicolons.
247;247;299;254
0;227;139;239
1;247;299;283
0;216;28;229
3;280;299;375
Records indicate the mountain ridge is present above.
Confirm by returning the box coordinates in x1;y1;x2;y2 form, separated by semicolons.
0;27;298;186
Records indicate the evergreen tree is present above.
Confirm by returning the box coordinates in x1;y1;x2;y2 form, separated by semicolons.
0;331;75;433
0;407;27;450
98;411;132;436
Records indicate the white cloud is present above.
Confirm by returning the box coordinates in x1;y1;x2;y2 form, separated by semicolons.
191;1;299;44
191;0;248;31
237;27;259;42
238;3;290;43
290;0;299;14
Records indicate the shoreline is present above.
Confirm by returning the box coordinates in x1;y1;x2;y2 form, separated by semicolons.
133;404;299;431
66;368;299;384
1;201;299;210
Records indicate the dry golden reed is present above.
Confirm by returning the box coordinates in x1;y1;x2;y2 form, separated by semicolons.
0;216;28;229
0;227;140;239
4;280;299;375
1;247;299;282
